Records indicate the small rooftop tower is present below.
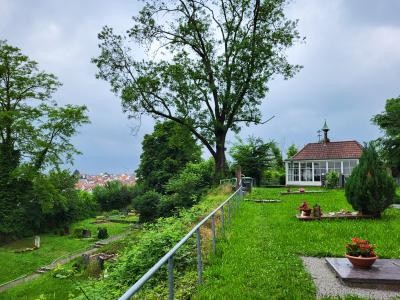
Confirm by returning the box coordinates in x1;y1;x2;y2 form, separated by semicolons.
322;120;330;143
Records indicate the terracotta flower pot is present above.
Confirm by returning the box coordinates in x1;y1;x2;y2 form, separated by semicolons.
345;254;378;268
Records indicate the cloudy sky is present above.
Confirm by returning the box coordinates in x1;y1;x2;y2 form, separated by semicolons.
1;0;399;174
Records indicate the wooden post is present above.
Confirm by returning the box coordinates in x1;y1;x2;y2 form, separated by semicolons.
235;166;242;190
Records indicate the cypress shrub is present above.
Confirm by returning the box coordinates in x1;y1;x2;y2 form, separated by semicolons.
345;142;396;217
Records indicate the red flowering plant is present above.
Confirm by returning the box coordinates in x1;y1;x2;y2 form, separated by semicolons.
345;237;376;257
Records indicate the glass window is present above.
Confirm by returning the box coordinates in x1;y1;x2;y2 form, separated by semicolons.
343;160;358;176
328;160;341;174
287;162;299;181
301;162;312;181
313;161;325;182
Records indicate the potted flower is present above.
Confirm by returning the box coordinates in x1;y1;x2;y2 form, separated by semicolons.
299;201;312;217
345;237;377;268
299;188;305;193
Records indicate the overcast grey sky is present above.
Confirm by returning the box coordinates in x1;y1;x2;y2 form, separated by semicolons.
1;0;399;174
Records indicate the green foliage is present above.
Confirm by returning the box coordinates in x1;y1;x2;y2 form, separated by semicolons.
73;187;228;299
75;190;99;220
72;228;86;238
372;96;400;175
286;144;298;159
345;143;396;216
230;137;282;186
162;159;215;214
92;181;134;211
326;171;339;189
132;191;162;223
97;227;109;239
136;121;201;193
52;264;75;279
0;40;89;239
263;169;285;185
93;0;301;179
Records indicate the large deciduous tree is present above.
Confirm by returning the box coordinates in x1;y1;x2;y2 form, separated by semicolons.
93;0;301;179
0;40;89;239
372;97;400;176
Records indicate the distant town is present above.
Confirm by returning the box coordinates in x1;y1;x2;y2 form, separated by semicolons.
74;171;136;191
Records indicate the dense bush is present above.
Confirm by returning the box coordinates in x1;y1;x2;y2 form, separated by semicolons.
136;121;202;193
263;169;285;185
326;171;339;188
132;191;162;222
345;143;396;216
97;227;109;239
74;190;99;220
93;181;135;211
162;159;214;214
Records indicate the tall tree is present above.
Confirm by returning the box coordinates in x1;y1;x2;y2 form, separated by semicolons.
93;0;301;179
0;40;89;238
286;143;298;159
136;120;202;193
230;136;278;186
371;97;400;175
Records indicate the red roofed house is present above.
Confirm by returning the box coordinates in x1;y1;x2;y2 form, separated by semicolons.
285;121;363;186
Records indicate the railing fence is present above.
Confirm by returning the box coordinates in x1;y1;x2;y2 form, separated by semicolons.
119;187;243;300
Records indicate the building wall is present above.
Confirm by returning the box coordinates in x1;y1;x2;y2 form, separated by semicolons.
285;159;358;186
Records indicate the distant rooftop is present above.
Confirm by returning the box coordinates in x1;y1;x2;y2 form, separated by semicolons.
291;141;363;161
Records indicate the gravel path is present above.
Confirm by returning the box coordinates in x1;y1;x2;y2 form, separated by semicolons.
301;256;400;299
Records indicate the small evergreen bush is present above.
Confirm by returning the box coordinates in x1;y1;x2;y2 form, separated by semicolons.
345;143;396;217
326;171;339;188
97;227;109;239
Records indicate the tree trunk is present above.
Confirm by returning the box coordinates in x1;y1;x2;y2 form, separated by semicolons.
214;132;227;182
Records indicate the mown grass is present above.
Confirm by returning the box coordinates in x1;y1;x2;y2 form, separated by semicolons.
0;218;129;284
195;187;400;299
0;232;137;300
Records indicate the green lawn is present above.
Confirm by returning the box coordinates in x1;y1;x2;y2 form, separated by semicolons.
0;235;136;300
195;187;400;299
0;218;129;285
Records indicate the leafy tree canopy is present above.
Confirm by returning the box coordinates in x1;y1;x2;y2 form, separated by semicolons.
93;0;302;179
136;120;202;193
0;40;90;172
0;40;89;239
286;143;298;159
371;96;400;174
230;136;281;185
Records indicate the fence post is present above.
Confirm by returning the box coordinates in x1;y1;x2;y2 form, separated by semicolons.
196;228;203;284
168;256;174;300
211;214;216;254
228;200;231;224
220;206;224;236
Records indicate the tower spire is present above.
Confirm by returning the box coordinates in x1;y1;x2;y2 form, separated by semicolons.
322;120;330;143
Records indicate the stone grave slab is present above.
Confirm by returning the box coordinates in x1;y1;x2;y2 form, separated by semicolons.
326;257;400;288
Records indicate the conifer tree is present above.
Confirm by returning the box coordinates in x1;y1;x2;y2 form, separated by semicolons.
345;142;396;217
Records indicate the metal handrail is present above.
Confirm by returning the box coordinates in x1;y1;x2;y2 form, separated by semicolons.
119;186;243;300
